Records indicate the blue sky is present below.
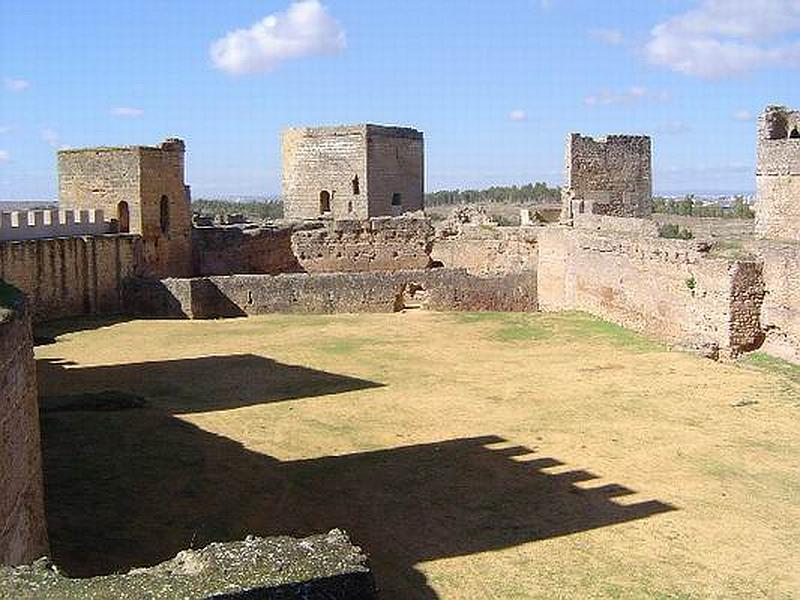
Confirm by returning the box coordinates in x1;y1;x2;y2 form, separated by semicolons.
1;0;799;198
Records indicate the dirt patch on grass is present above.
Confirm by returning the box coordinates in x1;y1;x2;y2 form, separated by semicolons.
35;312;800;599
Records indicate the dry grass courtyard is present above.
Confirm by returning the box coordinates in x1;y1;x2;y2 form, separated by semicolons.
34;311;800;599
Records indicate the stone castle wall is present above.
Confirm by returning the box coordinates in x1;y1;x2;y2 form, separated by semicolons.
292;217;432;272
193;217;433;276
563;134;652;221
0;235;139;322
538;228;764;357
0;210;112;242
0;284;48;565
430;225;538;275
755;106;800;241
124;268;538;319
755;241;800;363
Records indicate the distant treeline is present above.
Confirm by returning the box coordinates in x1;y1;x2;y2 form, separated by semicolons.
425;182;561;207
192;198;284;220
652;196;754;219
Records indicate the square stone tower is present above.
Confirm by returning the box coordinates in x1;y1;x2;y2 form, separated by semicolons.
282;124;424;220
561;134;652;222
58;138;192;276
755;105;800;241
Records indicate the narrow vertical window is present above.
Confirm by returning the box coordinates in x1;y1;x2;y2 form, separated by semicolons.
352;175;360;195
319;190;331;214
117;201;130;233
160;195;170;234
391;193;402;207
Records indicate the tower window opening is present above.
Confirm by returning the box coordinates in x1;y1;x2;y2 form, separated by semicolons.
319;190;331;214
160;195;170;234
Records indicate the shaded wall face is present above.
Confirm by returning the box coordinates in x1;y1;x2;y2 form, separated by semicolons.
0;292;48;565
366;133;424;217
564;135;652;219
58;150;142;233
282;129;369;220
0;236;140;322
138;151;192;277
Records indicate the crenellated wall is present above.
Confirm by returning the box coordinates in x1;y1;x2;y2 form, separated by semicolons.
0;210;112;242
0;283;48;565
0;235;140;322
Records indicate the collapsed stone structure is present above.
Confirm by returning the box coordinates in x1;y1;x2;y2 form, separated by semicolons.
2;108;800;592
561;134;652;223
282;124;424;220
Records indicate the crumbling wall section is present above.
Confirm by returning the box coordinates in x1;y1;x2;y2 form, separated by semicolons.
562;134;652;221
0;530;376;599
0;235;140;322
292;217;433;273
537;229;764;357
755;106;800;241
0;284;48;565
193;217;434;276
431;226;538;275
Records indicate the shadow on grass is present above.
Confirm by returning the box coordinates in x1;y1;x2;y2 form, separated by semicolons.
38;354;385;413
40;365;676;598
33;315;136;346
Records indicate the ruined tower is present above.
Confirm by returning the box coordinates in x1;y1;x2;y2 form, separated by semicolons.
282;124;424;220
561;134;652;223
755;106;800;241
58;138;192;276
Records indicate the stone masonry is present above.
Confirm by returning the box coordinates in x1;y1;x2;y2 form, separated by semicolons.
282;125;424;220
58;139;192;276
0;284;48;565
561;134;652;222
755;106;800;241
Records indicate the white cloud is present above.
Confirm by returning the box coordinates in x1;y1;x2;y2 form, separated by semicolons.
111;106;144;118
509;109;527;122
41;128;61;148
0;150;9;163
210;0;346;75
4;78;30;92
734;109;754;121
646;0;800;78
584;86;670;107
589;28;624;46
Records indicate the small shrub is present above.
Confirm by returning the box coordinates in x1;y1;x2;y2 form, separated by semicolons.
686;276;697;291
659;223;694;240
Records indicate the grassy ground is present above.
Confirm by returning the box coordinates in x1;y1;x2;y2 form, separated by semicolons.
35;311;800;599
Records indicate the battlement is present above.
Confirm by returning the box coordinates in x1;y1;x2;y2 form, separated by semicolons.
0;209;113;242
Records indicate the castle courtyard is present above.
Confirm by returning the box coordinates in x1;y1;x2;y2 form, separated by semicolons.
33;311;800;599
